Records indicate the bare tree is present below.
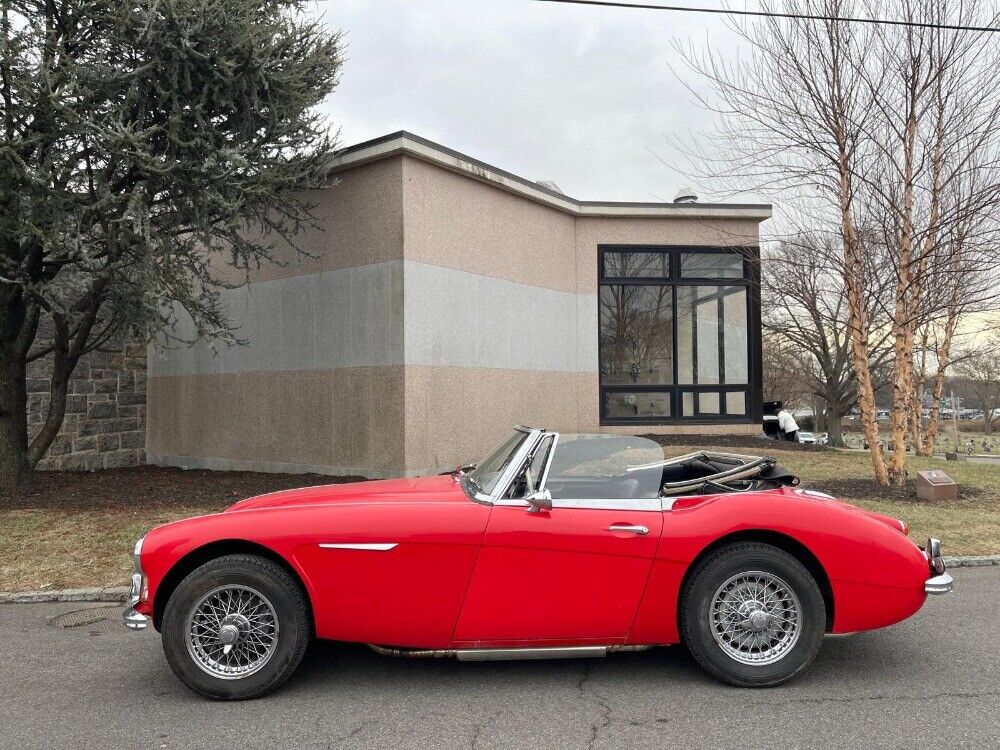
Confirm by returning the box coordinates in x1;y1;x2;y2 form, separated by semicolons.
762;234;893;446
673;0;1000;484
761;332;812;408
955;340;1000;435
911;162;1000;454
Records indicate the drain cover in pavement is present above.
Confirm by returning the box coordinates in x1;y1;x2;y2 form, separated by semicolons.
49;606;121;630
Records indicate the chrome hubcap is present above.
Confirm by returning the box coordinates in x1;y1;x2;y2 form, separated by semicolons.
710;571;801;665
186;585;279;679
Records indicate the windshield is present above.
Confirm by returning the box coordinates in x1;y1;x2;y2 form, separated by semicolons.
468;431;528;495
543;434;666;499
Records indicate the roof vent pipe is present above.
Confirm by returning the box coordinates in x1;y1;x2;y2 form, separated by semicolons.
536;180;564;195
673;187;698;203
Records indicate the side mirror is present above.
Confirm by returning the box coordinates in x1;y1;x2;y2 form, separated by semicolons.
525;489;552;514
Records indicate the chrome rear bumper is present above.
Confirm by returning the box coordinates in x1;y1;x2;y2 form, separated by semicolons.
925;571;953;595
923;537;952;595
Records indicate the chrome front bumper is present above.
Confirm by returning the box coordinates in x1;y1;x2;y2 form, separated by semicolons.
123;537;148;631
923;537;953;595
123;572;147;630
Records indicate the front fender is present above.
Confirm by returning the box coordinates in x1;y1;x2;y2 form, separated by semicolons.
136;511;322;631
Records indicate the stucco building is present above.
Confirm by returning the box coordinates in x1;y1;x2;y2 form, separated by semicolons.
147;132;772;477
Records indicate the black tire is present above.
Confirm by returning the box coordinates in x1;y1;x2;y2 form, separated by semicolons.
161;554;311;700
680;542;825;687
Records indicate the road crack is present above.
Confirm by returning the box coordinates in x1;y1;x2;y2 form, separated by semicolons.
742;690;1000;709
469;708;501;750
578;662;614;750
325;719;375;748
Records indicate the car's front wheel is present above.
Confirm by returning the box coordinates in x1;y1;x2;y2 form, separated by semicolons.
680;542;826;687
161;554;310;700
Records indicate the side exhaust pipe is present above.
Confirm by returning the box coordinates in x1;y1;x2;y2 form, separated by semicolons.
367;644;653;660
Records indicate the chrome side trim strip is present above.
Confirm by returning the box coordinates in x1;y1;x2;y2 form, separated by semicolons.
494;496;665;512
319;543;398;551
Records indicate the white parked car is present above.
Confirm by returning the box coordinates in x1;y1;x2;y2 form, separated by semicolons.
798;431;816;444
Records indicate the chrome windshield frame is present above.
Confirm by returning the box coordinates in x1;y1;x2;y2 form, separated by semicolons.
461;428;688;511
463;427;545;505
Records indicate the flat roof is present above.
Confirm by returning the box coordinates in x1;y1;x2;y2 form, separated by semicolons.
325;131;772;221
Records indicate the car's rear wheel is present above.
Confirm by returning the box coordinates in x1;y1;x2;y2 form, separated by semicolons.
680;542;825;687
161;554;310;700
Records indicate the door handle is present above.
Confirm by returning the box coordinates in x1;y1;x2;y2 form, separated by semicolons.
607;524;649;535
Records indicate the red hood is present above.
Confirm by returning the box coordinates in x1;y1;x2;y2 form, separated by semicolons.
227;474;465;512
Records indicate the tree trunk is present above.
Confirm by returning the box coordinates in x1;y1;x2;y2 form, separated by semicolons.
26;330;75;468
0;352;31;488
836;147;888;483
910;329;928;451
826;404;844;447
920;314;958;457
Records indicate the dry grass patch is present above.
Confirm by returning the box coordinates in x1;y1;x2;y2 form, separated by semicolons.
0;505;218;590
0;466;358;592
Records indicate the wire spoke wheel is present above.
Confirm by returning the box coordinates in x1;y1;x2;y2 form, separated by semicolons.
186;584;279;680
710;570;801;666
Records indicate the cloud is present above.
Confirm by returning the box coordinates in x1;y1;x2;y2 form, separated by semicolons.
310;0;746;202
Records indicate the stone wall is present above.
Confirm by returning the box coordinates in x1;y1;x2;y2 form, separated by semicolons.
28;339;147;472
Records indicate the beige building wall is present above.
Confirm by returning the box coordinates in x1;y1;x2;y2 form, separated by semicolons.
147;135;767;478
147;158;410;476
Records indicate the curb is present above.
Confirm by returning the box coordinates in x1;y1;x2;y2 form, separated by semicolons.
0;586;129;604
941;555;1000;568
3;555;1000;603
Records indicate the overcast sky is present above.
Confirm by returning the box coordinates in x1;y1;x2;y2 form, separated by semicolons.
312;0;747;203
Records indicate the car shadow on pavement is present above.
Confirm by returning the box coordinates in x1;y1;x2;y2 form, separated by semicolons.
289;640;707;687
282;630;913;697
112;626;915;704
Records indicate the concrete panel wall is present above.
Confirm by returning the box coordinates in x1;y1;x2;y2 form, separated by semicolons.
402;260;597;373
147;156;407;476
211;158;405;286
147;367;405;477
149;262;404;378
401;156;578;293
403;366;595;474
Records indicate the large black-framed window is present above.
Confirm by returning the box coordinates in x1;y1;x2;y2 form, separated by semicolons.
598;245;762;425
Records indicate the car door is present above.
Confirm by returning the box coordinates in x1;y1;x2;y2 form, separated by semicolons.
452;438;663;646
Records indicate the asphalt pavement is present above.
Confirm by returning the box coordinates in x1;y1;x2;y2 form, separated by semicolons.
2;567;998;750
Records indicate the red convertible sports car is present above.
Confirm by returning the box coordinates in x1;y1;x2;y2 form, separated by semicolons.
124;427;952;700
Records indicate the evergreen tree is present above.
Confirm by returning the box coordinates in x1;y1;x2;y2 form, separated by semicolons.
0;0;343;486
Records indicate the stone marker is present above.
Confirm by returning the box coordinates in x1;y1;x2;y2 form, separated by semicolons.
916;469;958;501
